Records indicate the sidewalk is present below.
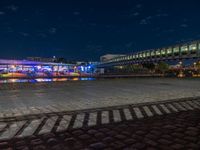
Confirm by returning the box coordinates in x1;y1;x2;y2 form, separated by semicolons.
0;98;200;150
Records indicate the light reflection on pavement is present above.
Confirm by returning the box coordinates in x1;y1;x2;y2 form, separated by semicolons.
0;78;200;112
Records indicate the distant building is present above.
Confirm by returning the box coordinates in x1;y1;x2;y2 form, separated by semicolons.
100;54;125;62
26;57;57;62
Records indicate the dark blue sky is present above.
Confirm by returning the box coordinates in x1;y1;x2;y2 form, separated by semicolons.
0;0;200;61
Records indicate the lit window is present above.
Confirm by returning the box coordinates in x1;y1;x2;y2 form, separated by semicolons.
167;48;172;54
146;52;150;57
181;45;188;52
139;53;143;58
156;50;161;56
151;51;155;56
143;53;146;58
161;49;166;55
189;44;197;51
173;47;179;53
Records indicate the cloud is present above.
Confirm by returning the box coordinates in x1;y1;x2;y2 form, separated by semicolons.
183;18;188;22
38;33;47;38
180;24;188;28
49;27;57;34
130;12;140;17
0;11;5;15
73;11;80;15
139;16;152;25
89;23;97;26
7;5;19;12
139;13;169;25
156;13;169;17
136;4;142;8
140;19;148;25
146;16;152;20
19;32;29;37
86;44;103;52
125;42;134;48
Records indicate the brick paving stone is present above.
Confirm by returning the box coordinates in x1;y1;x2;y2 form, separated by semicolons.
3;148;13;150
0;142;9;149
149;130;162;136
57;133;65;140
115;134;127;140
171;144;185;149
109;141;124;149
121;131;130;136
187;127;199;131
184;136;198;142
42;133;55;141
30;139;43;146
64;133;71;138
102;137;114;144
163;124;177;130
124;138;136;145
187;143;200;149
94;132;105;139
32;145;46;150
145;133;158;140
144;138;157;146
15;141;26;147
135;130;146;135
161;134;172;140
158;139;173;145
106;130;117;136
185;130;198;136
50;145;62;150
46;138;58;147
87;129;98;135
78;134;91;141
89;142;106;149
0;107;200;150
172;132;185;138
72;141;83;149
174;138;187;145
158;145;173;150
72;130;84;136
131;142;146;149
146;147;158;150
16;146;29;150
64;137;76;146
98;128;110;133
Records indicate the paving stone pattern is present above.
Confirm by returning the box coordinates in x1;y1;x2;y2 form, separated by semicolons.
0;98;200;149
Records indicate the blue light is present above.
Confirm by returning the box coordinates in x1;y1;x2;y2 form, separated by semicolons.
81;66;84;71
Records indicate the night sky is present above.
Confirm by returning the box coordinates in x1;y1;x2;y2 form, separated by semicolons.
0;0;200;61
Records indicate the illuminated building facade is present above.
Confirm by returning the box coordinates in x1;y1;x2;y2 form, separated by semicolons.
99;40;200;67
0;59;78;78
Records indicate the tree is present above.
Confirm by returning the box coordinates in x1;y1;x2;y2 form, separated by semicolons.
142;63;155;72
157;62;169;74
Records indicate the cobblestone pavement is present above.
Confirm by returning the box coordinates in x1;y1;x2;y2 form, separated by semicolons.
0;97;200;149
1;78;200;116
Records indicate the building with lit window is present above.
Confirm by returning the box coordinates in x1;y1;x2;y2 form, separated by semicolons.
0;59;78;78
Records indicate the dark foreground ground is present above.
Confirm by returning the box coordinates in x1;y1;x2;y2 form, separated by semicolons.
0;109;199;150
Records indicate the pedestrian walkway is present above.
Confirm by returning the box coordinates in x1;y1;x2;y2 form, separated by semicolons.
0;97;200;149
